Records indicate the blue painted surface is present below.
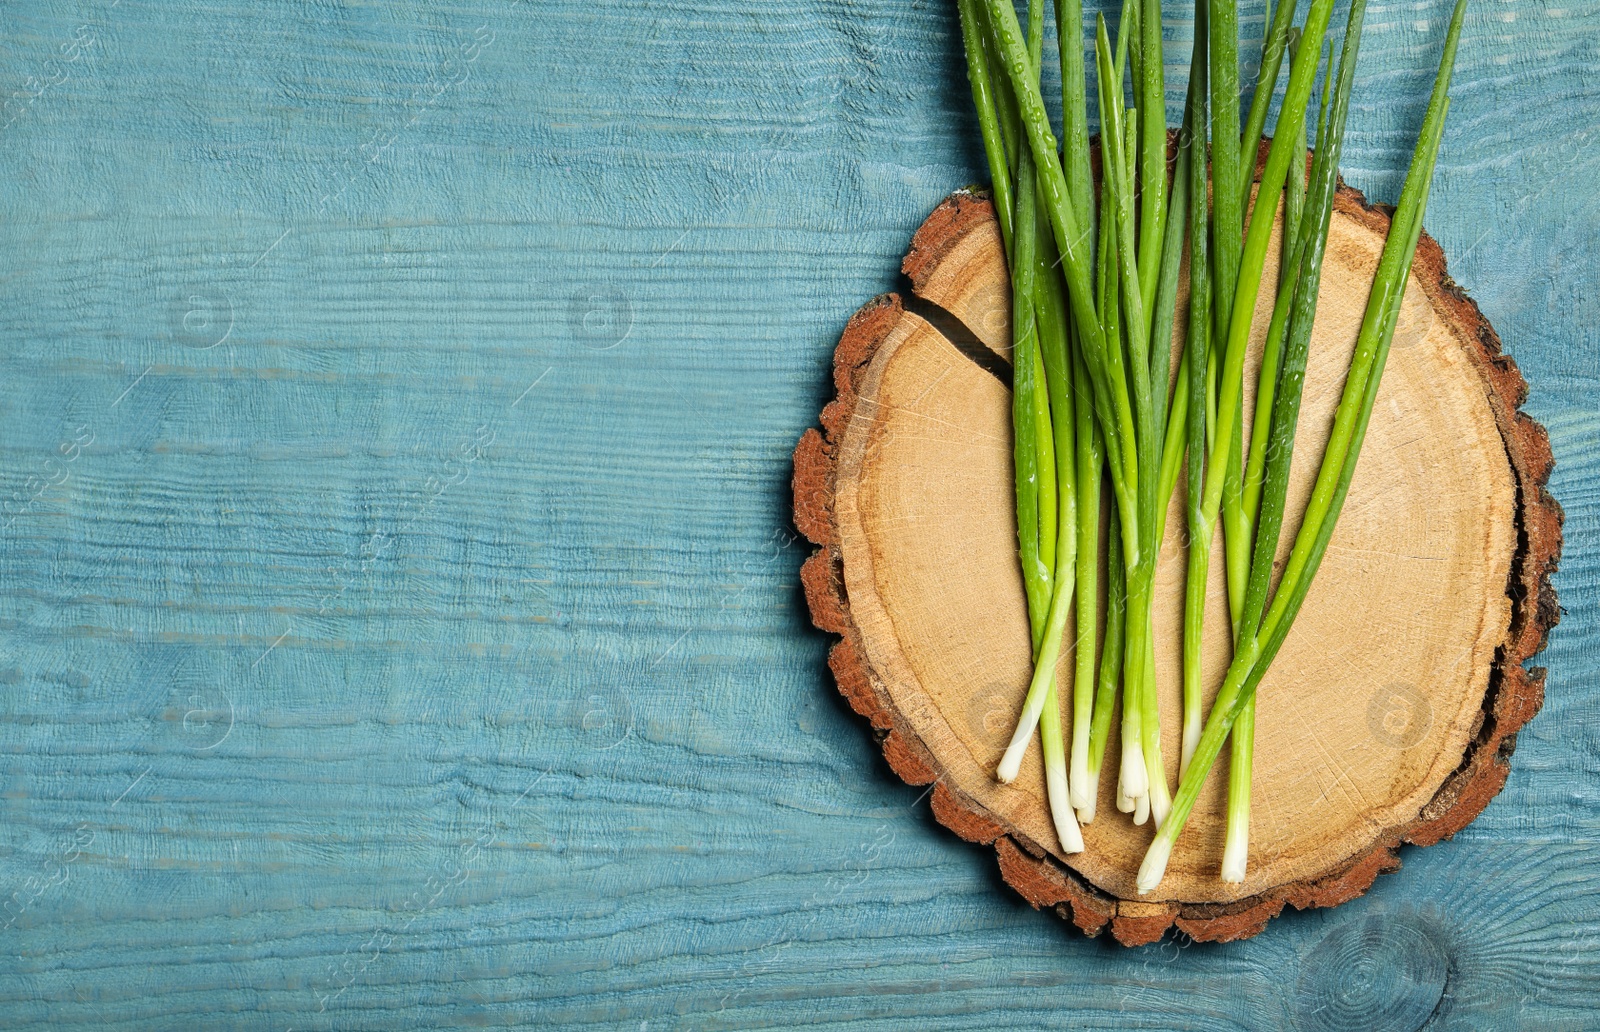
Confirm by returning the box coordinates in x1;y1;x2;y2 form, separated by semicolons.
0;0;1593;1028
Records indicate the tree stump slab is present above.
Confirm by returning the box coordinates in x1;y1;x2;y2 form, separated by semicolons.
792;185;1562;944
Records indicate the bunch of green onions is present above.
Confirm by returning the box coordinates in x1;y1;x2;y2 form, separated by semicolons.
957;0;1466;890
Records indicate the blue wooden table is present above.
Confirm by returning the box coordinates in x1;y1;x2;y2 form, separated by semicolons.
0;0;1593;1027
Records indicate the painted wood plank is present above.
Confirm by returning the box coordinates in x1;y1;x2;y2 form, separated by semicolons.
0;0;1594;1027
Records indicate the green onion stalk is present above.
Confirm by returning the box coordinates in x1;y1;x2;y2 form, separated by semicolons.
1212;8;1309;855
1067;349;1104;821
1094;12;1150;820
1175;0;1333;841
1180;0;1248;782
997;0;1187;830
1129;0;1184;831
1179;0;1211;779
959;0;1085;855
1140;0;1466;893
984;0;1153;829
1027;0;1089;856
1059;0;1105;823
1106;0;1189;828
955;0;1467;889
1220;32;1337;882
1086;523;1127;817
985;0;1128;801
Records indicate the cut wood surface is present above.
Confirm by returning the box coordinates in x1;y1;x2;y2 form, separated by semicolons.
795;182;1561;943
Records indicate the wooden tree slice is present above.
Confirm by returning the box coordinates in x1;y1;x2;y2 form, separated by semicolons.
792;182;1562;944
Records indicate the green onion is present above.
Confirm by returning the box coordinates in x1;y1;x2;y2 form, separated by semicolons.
989;3;1082;865
1213;39;1332;865
955;0;1468;888
1223;22;1348;885
1186;0;1339;778
1068;348;1104;815
1087;520;1127;816
1179;0;1210;777
1138;0;1465;893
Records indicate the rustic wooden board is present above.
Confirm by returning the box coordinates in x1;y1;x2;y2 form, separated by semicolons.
797;181;1559;942
0;0;1593;1027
